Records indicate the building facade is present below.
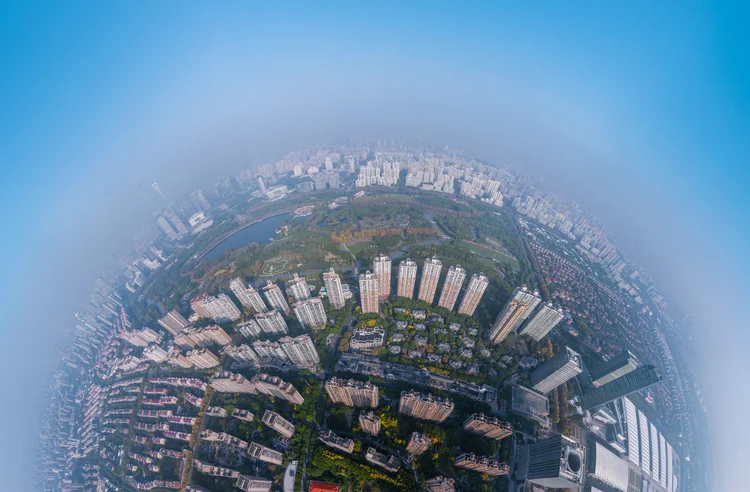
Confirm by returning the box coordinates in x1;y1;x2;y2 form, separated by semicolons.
236;475;272;492
319;430;354;453
349;327;385;350
255;310;288;335
193;294;242;323
437;265;466;311
286;273;311;301
323;268;345;309
530;346;583;394
251;340;288;364
156;215;177;240
365;447;400;472
398;391;454;423
525;435;585;488
237;319;262;338
262;281;290;314
230;278;268;313
292;297;327;329
373;254;392;301
406;432;432;455
590;350;640;387
325;377;379;408
157;310;190;335
518;302;565;341
488;286;542;344
251;374;304;404
210;372;257;393
261;410;295;437
581;365;662;410
463;413;513;440
425;476;456;492
358;271;379;314
185;348;220;369
457;273;489;316
247;442;283;465
359;411;381;436
222;345;260;366
397;258;418;299
454;453;510;476
277;335;320;369
143;344;168;363
418;257;443;303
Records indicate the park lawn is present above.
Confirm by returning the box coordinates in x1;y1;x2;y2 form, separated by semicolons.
346;238;373;255
458;240;521;270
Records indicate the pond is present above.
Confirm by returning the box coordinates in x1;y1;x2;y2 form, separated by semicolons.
204;213;296;260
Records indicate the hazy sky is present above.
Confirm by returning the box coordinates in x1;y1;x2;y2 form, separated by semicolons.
1;2;748;490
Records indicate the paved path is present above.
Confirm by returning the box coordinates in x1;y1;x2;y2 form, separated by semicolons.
299;303;354;489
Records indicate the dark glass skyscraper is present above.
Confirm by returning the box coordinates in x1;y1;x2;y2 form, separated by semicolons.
590;350;640;387
581;365;662;410
530;346;583;394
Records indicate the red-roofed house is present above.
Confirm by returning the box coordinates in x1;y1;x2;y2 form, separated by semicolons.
309;482;339;492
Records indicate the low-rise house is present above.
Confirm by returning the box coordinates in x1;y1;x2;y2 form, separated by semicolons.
350;327;385;350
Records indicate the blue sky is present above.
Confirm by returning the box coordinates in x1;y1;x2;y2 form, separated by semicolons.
1;2;748;490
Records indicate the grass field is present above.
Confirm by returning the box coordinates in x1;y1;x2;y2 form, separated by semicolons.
459;239;521;270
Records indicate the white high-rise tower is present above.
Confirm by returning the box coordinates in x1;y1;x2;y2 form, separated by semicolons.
518;303;564;341
418;257;443;304
457;273;489;316
323;268;345;309
373;254;392;301
262;281;290;315
359;271;379;314
397;258;418;299
488;287;541;344
230;278;268;313
437;265;466;311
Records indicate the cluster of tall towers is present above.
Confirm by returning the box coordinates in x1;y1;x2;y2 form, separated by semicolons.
228;275;328;332
359;254;490;316
488;286;565;344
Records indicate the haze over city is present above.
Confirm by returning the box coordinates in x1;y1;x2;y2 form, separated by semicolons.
1;3;748;492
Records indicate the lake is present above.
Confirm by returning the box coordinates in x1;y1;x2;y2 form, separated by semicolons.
205;213;295;260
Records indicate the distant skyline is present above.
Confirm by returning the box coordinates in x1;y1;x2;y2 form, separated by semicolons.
1;3;749;491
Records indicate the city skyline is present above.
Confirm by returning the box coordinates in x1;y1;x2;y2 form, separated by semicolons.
1;3;746;490
28;150;714;492
26;154;717;492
